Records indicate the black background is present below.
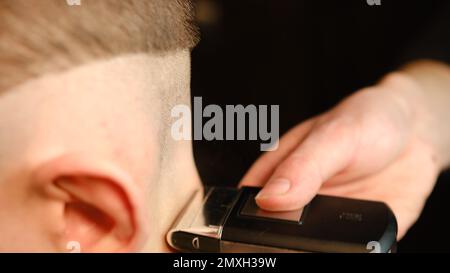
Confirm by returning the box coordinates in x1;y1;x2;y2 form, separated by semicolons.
191;0;450;252
0;253;432;272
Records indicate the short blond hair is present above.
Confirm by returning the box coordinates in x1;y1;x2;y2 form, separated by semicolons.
0;0;198;92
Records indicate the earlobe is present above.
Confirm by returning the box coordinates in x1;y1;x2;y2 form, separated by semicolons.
33;154;147;253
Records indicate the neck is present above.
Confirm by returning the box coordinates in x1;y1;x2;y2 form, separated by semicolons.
141;138;202;252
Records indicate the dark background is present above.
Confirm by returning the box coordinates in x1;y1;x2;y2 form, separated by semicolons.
191;0;450;252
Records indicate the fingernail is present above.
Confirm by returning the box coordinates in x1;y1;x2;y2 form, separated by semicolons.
256;178;291;199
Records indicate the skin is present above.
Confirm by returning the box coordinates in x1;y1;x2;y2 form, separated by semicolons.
240;60;450;240
0;50;202;252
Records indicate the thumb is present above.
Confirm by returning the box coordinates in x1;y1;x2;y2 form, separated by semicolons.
255;117;360;211
239;119;315;188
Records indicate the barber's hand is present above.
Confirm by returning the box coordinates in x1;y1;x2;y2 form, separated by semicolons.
240;73;441;239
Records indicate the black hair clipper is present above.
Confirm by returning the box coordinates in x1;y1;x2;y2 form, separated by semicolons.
167;186;397;253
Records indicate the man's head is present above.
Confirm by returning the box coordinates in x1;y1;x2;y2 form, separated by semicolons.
0;0;198;91
0;0;200;252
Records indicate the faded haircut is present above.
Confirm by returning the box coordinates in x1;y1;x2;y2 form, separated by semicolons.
0;0;199;92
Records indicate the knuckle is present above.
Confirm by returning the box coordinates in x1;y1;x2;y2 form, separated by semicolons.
316;116;355;139
278;153;324;185
313;115;361;153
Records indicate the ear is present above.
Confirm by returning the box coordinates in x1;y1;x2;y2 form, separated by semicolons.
33;154;148;253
